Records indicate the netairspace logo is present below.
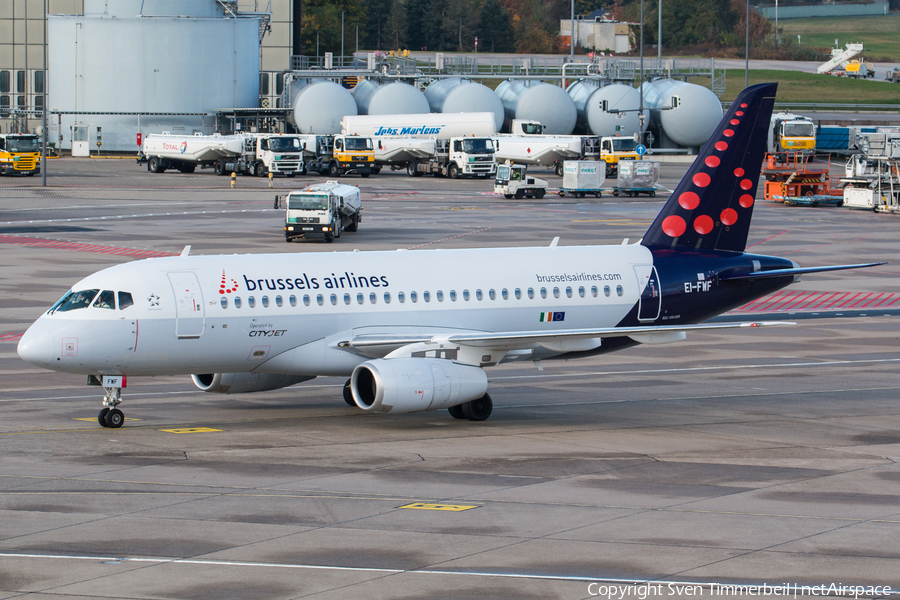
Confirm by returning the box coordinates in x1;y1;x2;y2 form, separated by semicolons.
585;582;894;599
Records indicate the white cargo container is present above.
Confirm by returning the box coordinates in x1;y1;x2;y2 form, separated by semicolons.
282;181;362;243
613;160;660;197
558;161;606;197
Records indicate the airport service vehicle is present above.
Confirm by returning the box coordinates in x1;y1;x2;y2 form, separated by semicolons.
611;160;661;198
768;113;816;156
141;133;305;177
281;181;362;243
300;134;377;177
0;133;40;176
886;68;900;83
558;160;605;198
841;59;875;79
17;83;884;428
403;137;496;178
494;162;548;199
762;152;842;207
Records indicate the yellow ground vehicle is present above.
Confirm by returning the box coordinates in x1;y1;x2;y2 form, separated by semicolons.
843;59;875;79
0;134;41;176
598;136;641;176
768;113;816;156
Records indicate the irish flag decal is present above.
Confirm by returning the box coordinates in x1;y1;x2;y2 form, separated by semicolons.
540;312;565;322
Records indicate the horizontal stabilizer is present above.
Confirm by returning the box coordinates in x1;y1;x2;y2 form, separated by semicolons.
720;262;885;281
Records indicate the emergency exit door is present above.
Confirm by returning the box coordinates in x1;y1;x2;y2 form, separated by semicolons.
168;272;205;338
634;265;661;322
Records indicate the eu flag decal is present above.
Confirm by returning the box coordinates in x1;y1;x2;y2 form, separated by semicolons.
540;312;565;322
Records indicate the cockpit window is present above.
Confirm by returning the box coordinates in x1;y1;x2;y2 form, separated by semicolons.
118;292;134;310
47;290;73;314
55;289;100;312
92;290;116;310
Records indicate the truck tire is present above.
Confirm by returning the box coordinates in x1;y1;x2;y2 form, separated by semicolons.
255;162;267;177
214;161;226;176
449;164;459;179
329;162;340;177
504;194;513;199
556;162;564;177
407;161;417;177
347;214;359;232
179;164;196;174
535;189;545;199
360;172;370;178
148;157;161;173
514;189;524;199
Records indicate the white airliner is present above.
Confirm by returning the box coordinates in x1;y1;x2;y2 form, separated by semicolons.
17;83;882;427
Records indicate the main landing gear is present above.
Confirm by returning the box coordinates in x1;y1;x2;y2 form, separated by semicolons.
448;393;493;421
97;384;125;428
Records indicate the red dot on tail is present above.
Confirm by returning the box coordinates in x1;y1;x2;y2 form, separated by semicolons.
715;141;728;151
679;191;700;210
723;129;735;137
662;215;686;237
730;119;740;125
734;168;745;177
219;289;225;294
705;156;720;168
740;179;754;190
736;111;744;116
721;208;738;225
740;103;748;108
693;215;714;235
739;194;754;208
693;172;711;188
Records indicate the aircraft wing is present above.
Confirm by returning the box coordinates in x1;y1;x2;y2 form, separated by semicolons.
346;320;794;353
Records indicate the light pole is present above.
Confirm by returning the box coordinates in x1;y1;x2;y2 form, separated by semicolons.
341;10;344;64
570;0;575;62
658;0;662;61
352;22;358;62
639;0;644;144
41;0;47;186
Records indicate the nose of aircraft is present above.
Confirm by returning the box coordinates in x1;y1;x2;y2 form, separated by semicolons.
17;321;55;367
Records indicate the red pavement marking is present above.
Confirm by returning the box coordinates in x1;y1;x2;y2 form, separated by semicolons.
734;290;900;313
0;235;177;258
0;332;23;342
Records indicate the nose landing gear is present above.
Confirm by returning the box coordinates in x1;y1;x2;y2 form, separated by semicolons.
91;375;127;428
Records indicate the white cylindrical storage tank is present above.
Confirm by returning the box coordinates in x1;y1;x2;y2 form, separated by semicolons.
567;81;643;137
641;79;723;148
288;80;358;134
424;78;505;131
495;80;577;135
352;80;430;115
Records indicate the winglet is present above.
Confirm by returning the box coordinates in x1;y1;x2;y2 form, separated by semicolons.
180;245;191;257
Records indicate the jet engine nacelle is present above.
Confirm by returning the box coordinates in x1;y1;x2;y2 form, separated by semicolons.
191;372;315;394
351;358;488;414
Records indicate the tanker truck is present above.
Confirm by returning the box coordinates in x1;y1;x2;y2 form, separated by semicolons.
342;113;498;178
280;181;362;243
140;132;305;177
298;134;377;177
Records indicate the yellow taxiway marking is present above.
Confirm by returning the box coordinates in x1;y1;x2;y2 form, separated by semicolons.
73;417;141;422
399;503;479;512
158;427;223;434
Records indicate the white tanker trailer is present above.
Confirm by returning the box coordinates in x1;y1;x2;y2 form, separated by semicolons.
141;133;305;177
341;112;498;139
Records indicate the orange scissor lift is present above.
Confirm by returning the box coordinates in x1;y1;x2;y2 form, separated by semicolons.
762;152;844;206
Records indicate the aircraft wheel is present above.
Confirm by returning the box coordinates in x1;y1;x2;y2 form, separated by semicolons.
343;379;355;406
104;408;124;428
98;407;110;427
448;404;465;419
462;394;492;421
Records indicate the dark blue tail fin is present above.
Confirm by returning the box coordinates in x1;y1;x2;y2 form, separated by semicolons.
642;83;777;253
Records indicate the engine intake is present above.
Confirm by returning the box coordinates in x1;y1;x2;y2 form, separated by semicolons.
350;358;488;414
191;372;314;394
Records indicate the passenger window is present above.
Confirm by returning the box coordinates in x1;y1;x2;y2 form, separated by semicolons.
410;291;418;303
56;289;99;312
501;288;509;300
540;288;547;299
423;291;431;302
436;290;443;302
578;286;585;298
604;285;611;297
357;293;364;305
463;289;470;301
398;291;406;303
289;295;297;307
220;297;228;309
369;292;377;304
344;293;351;305
303;294;310;306
616;285;624;296
248;296;256;308
262;296;270;308
449;290;457;301
566;287;573;298
234;296;242;308
553;287;560;299
527;288;534;299
476;289;483;301
591;286;599;297
489;289;496;300
92;290;116;309
330;294;337;305
384;292;391;304
118;291;134;309
276;295;283;307
514;288;521;300
316;294;324;306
